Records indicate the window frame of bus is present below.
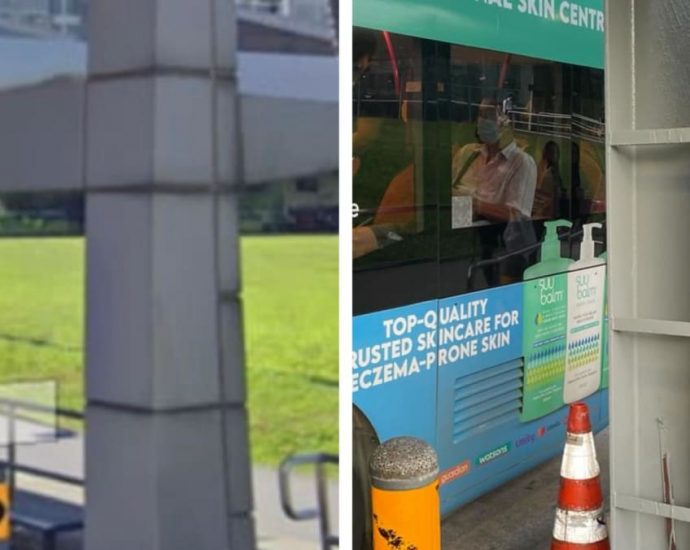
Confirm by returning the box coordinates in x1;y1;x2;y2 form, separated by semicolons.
353;32;608;316
353;31;440;316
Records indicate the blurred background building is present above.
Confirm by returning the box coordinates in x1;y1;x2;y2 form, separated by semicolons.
0;1;338;548
0;0;338;235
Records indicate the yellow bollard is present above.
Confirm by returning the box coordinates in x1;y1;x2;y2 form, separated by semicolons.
370;437;440;550
0;483;9;543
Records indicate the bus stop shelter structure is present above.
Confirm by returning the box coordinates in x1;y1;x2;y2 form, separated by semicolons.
607;0;690;548
0;1;337;548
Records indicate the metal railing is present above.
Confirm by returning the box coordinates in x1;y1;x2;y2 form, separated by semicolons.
0;402;341;550
0;399;84;493
572;113;605;143
509;109;572;139
279;453;339;550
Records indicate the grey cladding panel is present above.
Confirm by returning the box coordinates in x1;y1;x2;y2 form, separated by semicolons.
606;1;690;548
631;144;690;321
241;95;337;183
0;79;84;192
634;0;690;130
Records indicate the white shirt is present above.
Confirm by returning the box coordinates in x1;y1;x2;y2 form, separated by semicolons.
452;141;537;220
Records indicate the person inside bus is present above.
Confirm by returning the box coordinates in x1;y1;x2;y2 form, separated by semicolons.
452;97;537;283
533;140;562;220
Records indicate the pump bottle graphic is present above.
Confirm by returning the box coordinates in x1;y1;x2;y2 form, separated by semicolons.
563;222;606;404
521;219;573;421
523;220;573;280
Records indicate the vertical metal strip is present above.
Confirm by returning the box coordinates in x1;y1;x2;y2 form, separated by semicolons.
209;1;237;547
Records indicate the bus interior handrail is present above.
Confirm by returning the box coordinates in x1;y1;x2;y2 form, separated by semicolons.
466;226;593;284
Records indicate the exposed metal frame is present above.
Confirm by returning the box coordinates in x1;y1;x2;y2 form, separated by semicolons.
606;0;690;547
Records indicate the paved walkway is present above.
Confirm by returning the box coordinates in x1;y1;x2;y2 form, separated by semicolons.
442;429;610;549
6;434;338;550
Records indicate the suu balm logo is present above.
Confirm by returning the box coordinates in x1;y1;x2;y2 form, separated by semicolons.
576;273;598;300
538;277;564;305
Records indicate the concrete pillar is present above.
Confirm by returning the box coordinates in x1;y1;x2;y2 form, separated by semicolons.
84;1;255;549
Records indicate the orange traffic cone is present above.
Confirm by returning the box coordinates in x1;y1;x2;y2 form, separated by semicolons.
551;403;610;549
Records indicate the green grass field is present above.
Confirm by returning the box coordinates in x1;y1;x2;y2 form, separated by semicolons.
241;235;338;463
0;235;338;465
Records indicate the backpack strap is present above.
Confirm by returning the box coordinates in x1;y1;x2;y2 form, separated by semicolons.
453;149;481;189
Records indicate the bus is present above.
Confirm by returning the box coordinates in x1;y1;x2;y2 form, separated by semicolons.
352;1;607;546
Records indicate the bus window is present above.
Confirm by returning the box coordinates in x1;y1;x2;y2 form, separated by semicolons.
572;66;606;222
353;30;439;314
439;46;606;298
352;33;607;310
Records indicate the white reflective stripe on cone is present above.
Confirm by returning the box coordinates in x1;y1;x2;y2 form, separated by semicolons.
553;507;608;543
561;432;600;480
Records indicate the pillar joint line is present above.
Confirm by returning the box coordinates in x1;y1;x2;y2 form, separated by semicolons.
86;182;242;195
89;65;237;83
219;289;241;304
87;400;244;416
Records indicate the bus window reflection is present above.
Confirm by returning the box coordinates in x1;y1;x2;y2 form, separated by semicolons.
451;97;538;283
534;140;562;220
352;31;425;260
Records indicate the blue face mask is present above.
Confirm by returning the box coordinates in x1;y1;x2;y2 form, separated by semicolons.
477;118;500;144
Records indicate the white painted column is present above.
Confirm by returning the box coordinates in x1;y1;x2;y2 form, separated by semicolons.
84;1;255;548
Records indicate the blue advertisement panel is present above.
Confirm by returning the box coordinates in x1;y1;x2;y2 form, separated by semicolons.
353;278;610;513
352;300;438;446
435;284;524;496
437;284;523;374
